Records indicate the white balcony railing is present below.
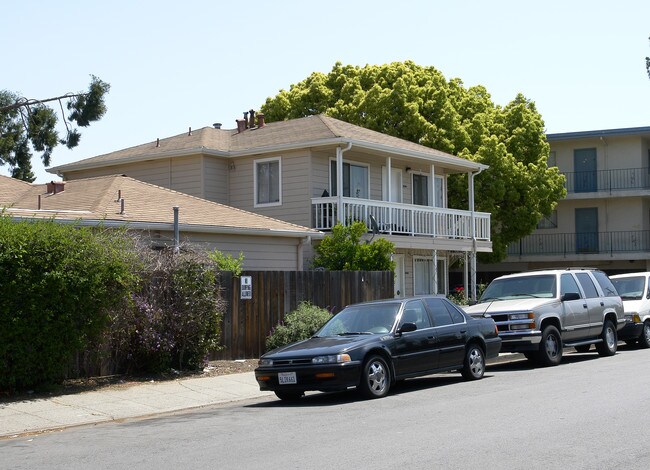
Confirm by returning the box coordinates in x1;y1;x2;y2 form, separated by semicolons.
312;197;490;241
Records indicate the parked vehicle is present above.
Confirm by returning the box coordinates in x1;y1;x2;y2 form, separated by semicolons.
255;296;501;401
610;272;650;348
463;268;625;366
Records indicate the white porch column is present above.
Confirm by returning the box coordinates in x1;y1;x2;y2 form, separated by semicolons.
468;170;478;302
336;143;351;224
386;156;392;203
432;249;438;295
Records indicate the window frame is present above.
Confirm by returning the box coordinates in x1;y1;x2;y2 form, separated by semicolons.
329;158;370;199
254;156;282;208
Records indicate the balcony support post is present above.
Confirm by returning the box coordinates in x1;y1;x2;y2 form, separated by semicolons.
336;142;352;225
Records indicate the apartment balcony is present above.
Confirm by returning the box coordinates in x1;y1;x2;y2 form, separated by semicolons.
508;230;650;257
564;168;650;194
312;196;490;242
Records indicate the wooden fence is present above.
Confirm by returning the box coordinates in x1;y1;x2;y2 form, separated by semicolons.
213;270;394;360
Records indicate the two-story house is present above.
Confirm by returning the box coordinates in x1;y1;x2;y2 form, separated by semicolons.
492;125;650;278
48;113;492;297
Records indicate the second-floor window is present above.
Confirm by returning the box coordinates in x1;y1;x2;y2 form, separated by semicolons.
413;174;428;206
330;160;369;198
537;210;558;229
255;157;281;206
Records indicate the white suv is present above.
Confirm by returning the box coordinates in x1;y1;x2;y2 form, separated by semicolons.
610;272;650;348
463;268;625;366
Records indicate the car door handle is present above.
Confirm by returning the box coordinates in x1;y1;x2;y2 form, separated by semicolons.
600;301;604;306
583;304;588;309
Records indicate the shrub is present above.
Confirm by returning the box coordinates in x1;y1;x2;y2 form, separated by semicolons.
208;249;244;277
0;216;139;392
266;302;332;351
105;247;225;373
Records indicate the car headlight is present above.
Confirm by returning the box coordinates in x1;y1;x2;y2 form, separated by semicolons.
625;313;641;323
258;358;274;367
510;312;534;320
312;354;351;364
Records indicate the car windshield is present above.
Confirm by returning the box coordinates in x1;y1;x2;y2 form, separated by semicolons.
479;274;556;303
611;276;645;300
316;303;401;336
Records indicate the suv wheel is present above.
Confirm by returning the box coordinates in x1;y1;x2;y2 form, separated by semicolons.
596;320;617;357
537;325;562;366
639;321;650;349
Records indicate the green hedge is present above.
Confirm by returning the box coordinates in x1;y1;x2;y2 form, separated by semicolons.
266;302;332;351
0;216;138;391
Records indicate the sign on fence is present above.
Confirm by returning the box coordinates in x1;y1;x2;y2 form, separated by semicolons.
240;275;252;299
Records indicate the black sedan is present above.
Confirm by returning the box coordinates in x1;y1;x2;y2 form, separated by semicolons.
255;296;501;401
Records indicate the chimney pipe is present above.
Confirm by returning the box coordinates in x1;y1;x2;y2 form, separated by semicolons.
249;109;255;129
213;122;222;129
257;113;265;128
236;119;246;133
243;111;249;129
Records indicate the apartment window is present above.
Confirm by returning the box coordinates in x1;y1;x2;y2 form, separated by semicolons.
413;257;433;295
254;157;281;206
548;151;557;168
537;210;558;229
330;160;369;198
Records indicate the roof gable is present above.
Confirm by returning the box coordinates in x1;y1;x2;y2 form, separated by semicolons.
1;174;320;237
48;115;485;174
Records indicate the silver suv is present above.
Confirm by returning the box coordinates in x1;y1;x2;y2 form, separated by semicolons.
463;268;625;366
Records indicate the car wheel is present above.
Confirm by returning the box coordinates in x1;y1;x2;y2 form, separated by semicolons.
596;320;617;356
461;343;485;380
639;321;650;349
574;345;591;353
536;325;562;366
359;355;390;399
274;390;304;401
523;352;538;364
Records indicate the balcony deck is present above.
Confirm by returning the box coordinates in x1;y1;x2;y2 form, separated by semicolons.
564;167;650;194
508;230;650;257
312;197;490;241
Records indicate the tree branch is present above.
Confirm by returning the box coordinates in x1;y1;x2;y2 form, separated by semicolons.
0;92;86;113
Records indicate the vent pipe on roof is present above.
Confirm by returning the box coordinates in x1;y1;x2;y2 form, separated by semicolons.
248;109;255;129
156;138;160;147
243;111;249;129
188;127;192;136
120;198;125;215
173;206;180;254
38;194;41;210
213;123;222;129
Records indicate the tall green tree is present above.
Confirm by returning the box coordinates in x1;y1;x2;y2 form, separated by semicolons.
261;61;566;262
0;76;110;182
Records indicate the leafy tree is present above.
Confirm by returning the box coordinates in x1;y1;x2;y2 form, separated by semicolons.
0;76;110;182
261;61;566;262
312;221;396;271
208;249;244;277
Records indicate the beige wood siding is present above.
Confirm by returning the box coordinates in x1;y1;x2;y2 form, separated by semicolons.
152;231;301;270
63;154;205;198
228;150;312;227
203;157;229;204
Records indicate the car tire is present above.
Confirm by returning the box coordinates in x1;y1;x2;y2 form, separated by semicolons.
536;325;562;366
358;355;390;399
461;343;485;380
274;390;304;401
596;320;617;357
639;321;650;349
574;345;591;353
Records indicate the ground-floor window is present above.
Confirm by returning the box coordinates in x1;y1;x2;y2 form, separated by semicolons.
413;256;447;295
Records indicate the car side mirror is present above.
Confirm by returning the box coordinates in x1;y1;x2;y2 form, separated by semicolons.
561;292;580;301
397;322;417;336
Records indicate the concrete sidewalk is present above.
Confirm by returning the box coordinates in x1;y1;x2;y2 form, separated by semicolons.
0;353;524;439
0;371;273;439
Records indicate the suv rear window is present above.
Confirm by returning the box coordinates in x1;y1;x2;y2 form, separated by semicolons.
591;271;619;297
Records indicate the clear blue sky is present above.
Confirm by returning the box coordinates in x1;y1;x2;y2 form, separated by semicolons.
3;0;650;182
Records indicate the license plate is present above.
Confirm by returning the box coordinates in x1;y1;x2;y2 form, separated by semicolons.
278;372;297;385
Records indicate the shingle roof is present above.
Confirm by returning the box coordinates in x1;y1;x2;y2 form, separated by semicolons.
48;115;485;174
0;175;32;205
1;174;320;237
